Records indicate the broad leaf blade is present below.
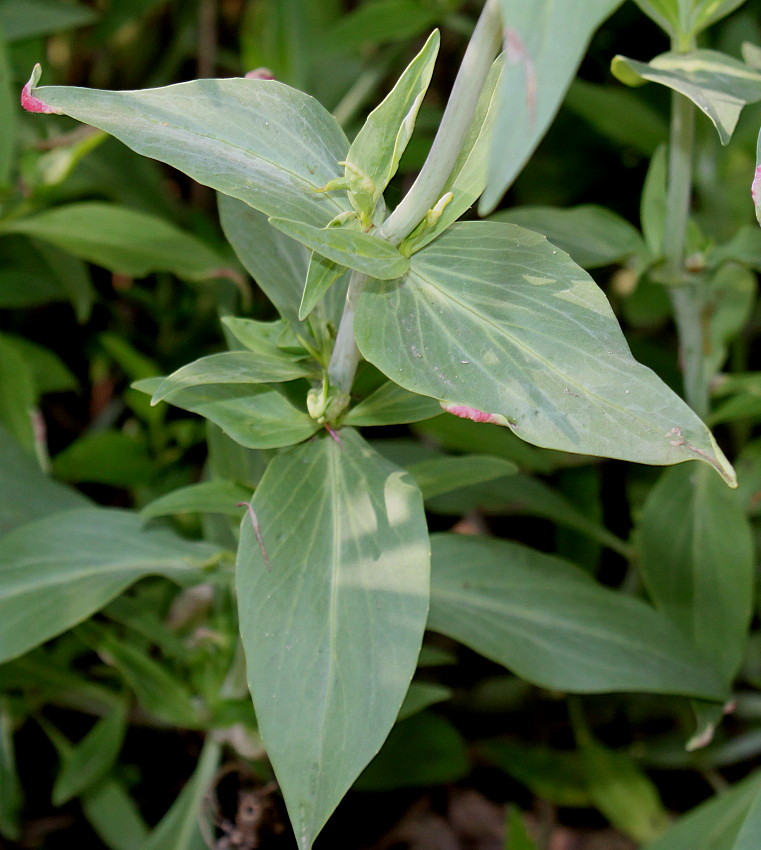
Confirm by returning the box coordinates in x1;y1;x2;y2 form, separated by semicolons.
269;217;409;280
236;429;429;848
638;464;754;680
355;221;735;484
481;0;624;213
28;73;350;227
428;534;727;699
612;50;761;145
0;508;217;663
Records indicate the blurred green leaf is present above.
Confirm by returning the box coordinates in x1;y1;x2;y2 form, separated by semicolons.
52;432;155;487
140;480;252;520
326;0;439;52
81;778;149;850
0;334;37;455
397;682;452;721
0;698;21;840
407;454;518;500
344;382;442;426
0;27;13;188
0;0;96;41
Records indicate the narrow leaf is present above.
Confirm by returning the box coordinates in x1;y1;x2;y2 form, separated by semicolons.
27;71;350;227
638;464;754;681
0;508;217;663
407;455;518;500
355;222;735;484
299;252;346;320
612;50;761;145
140;481;252;520
269;217;409;280
82;779;149;850
236;429;429;848
0;28;14;187
428;534;727;699
0;698;21;840
482;0;624;213
344;381;442;426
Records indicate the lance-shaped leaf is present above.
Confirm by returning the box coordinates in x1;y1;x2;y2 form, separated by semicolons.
24;66;351;227
299;252;346;320
236;429;429;848
632;0;748;39
2;203;228;281
481;0;623;213
428;534;726;699
344;29;439;220
355;221;735;485
343;382;442;426
612;50;761;145
0;508;217;663
638;464;754;681
135;378;320;450
151;352;314;404
269;217;409;280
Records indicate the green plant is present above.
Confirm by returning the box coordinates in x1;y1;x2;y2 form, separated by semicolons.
3;0;761;847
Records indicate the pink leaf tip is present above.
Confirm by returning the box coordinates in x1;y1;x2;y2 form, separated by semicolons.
245;67;276;80
441;402;509;426
752;165;761;226
20;64;61;114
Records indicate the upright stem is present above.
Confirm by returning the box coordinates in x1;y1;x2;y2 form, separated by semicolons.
327;0;503;395
663;38;708;418
379;0;502;246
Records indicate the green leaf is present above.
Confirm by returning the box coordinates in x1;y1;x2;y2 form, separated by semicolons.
641;145;668;257
564;78;668;156
0;334;36;455
269;217;409;280
140;481;252;520
354;712;468;791
143;737;221;850
504;807;538;850
428;533;727;699
221;316;303;356
2;336;77;395
3;203;227;282
325;0;439;51
492;205;648;269
397;682;451;721
299;253;346;320
612;50;761;145
81;779;149;850
0;27;13;188
641;769;761;850
137;380;320;450
478;740;591;807
52;431;155;487
344;381;442;426
28;72;350;228
734;785;761;850
345;29;439;219
0;0;96;41
631;0;680;37
152;352;313;404
638;464;754;681
80;624;200;727
236;429;429;848
482;0;624;213
0;508;216;663
407;455;518;500
52;706;127;805
355;222;735;485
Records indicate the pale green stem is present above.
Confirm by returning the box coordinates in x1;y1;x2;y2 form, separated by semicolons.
379;0;503;246
327;0;503;395
327;270;367;394
663;38;708;418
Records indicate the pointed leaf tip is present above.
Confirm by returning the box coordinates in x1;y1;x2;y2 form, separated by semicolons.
753;165;761;226
21;64;61;114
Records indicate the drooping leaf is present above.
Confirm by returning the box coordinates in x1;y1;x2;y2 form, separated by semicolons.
269;217;409;280
355;222;735;484
135;379;320;450
26;70;350;227
2;204;229;281
151;352;314;404
344;381;442;426
140;481;252;520
142;737;221;850
492;205;648;269
612;50;761;145
345;29;439;219
236;429;429;848
481;0;624;213
428;533;727;699
406;455;518;500
638;464;754;681
0;508;217;663
52;706;127;805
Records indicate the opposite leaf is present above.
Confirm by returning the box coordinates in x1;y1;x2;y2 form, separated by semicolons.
24;67;351;227
236;429;429;849
354;221;735;485
612;50;761;145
